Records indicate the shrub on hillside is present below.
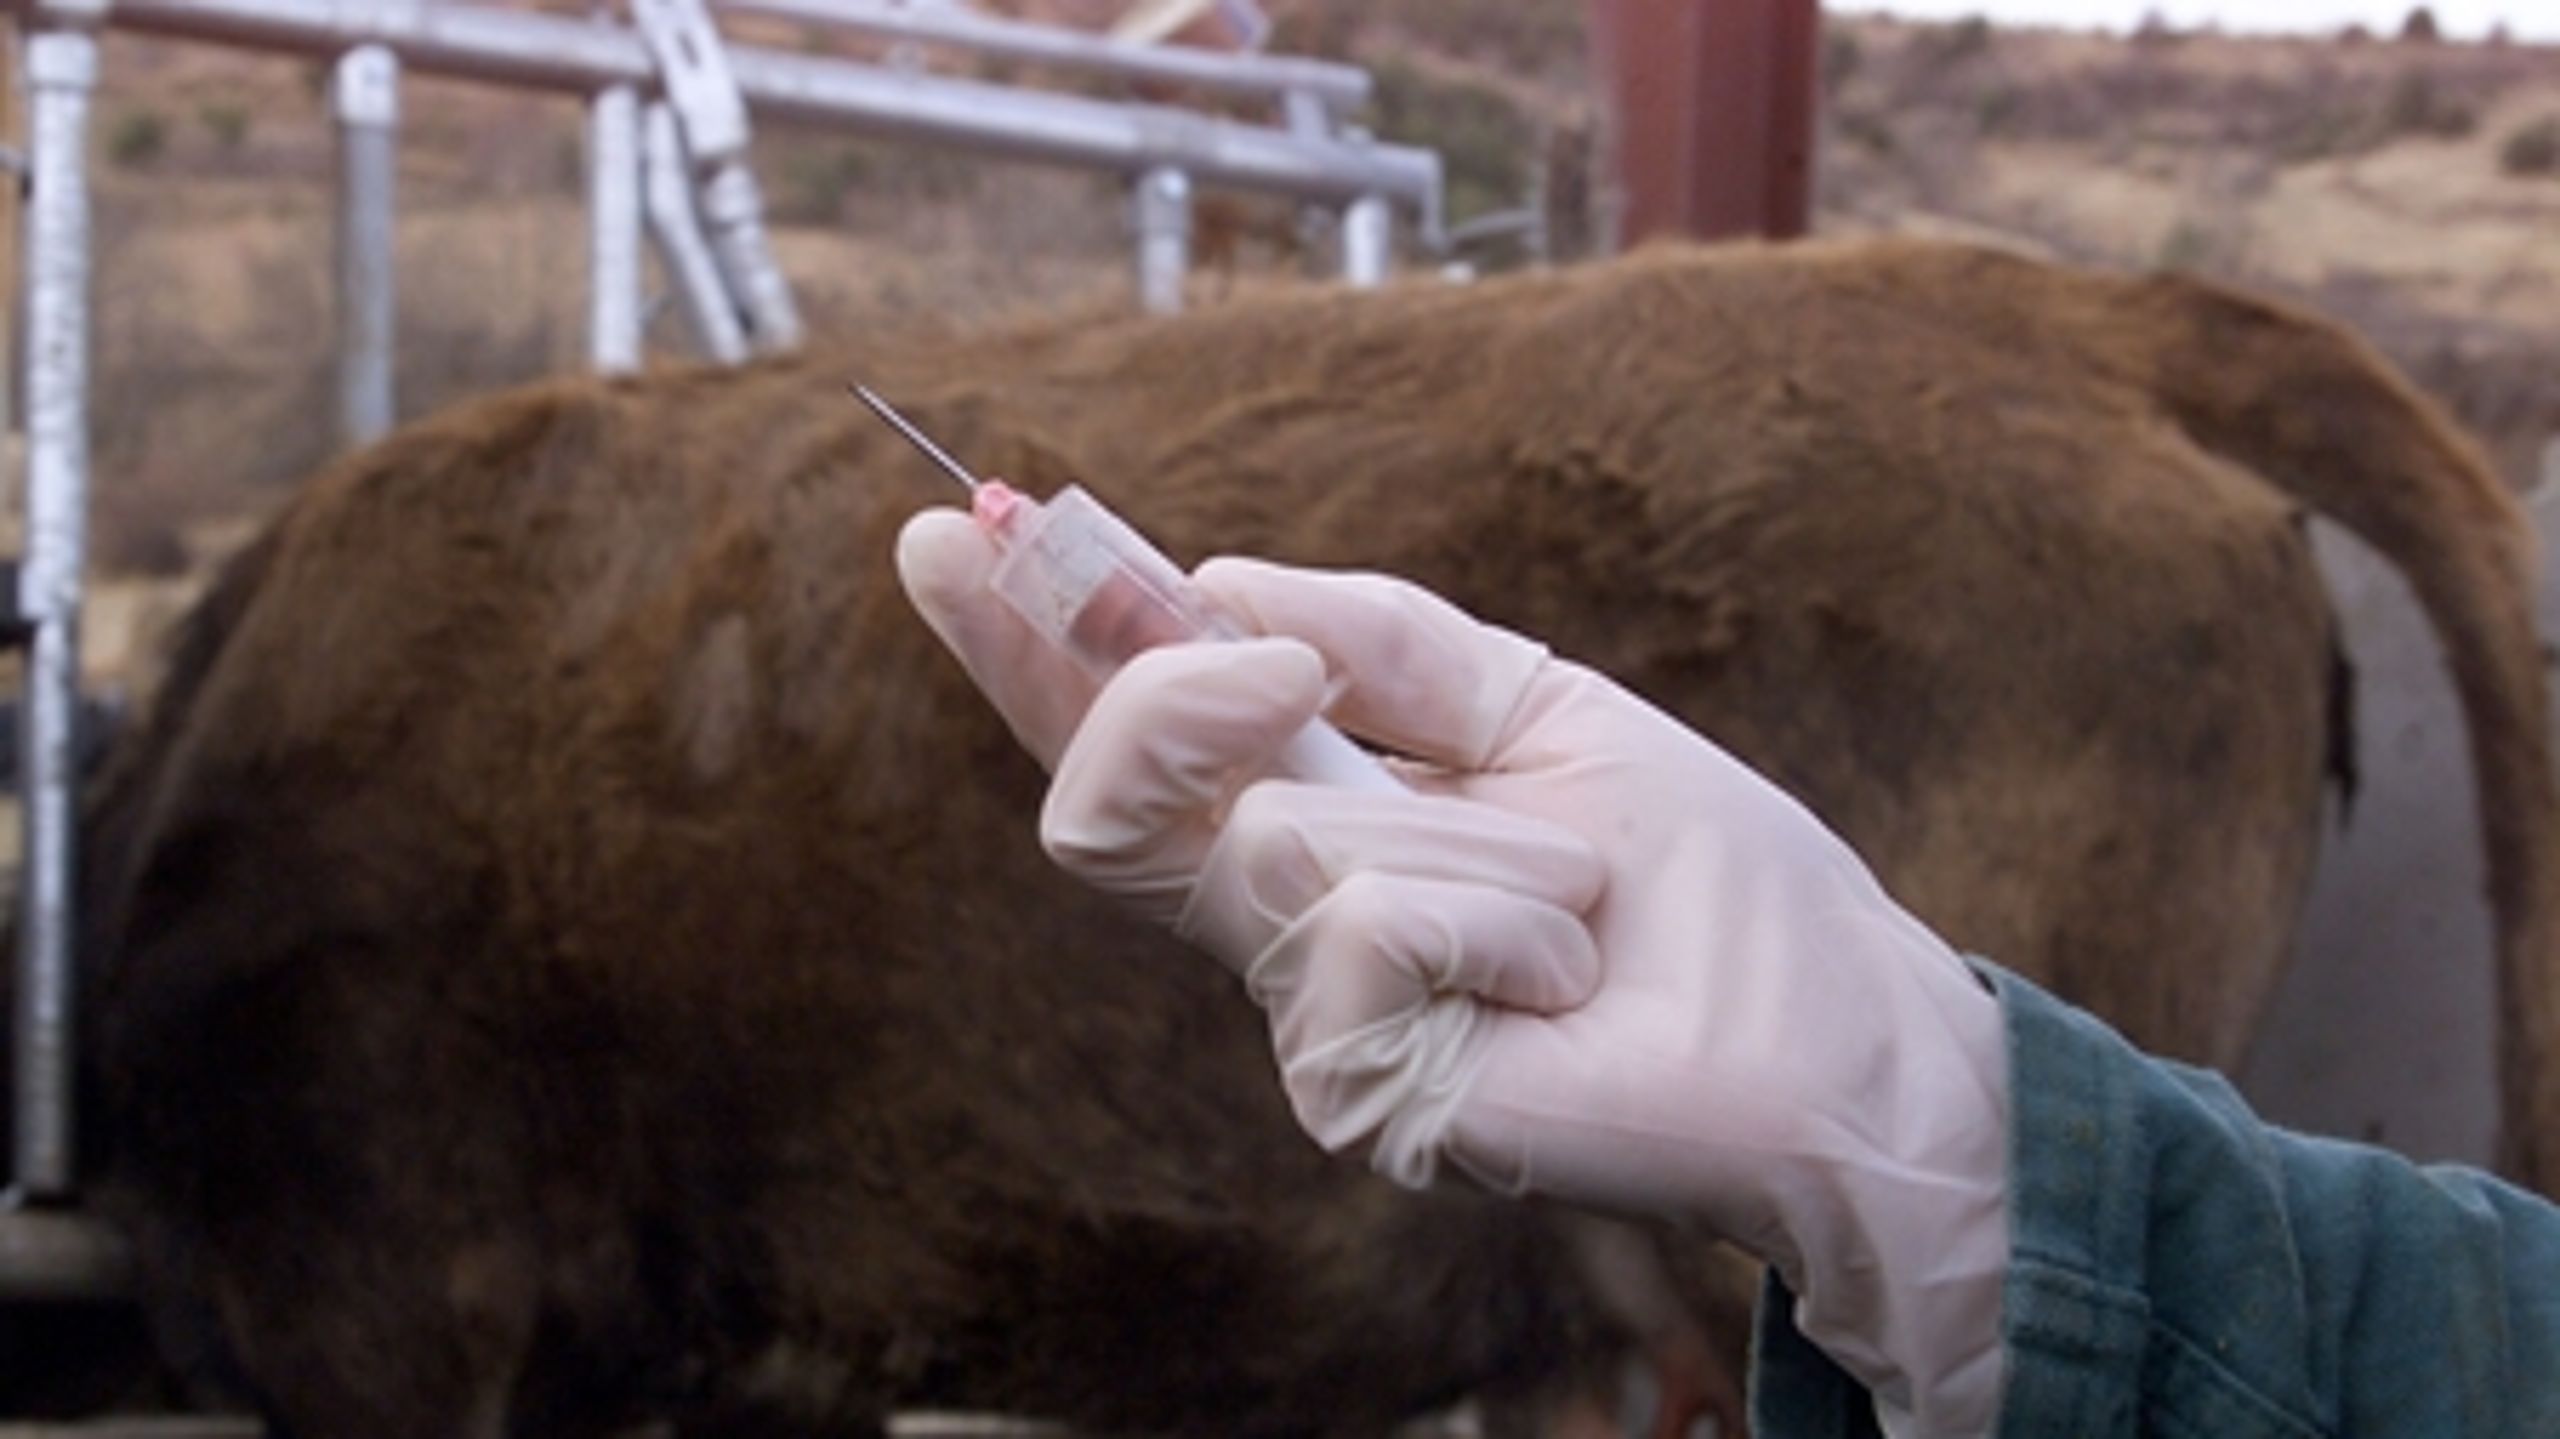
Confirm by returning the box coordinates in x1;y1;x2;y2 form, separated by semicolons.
770;136;980;225
107;110;166;169
1366;59;1534;224
1823;27;1863;95
198;102;251;152
2132;9;2184;48
1973;85;2023;134
2377;71;2476;140
1836;109;1897;155
1917;14;1996;69
2501;116;2560;177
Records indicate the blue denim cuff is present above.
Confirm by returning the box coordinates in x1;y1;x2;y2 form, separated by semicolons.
1748;962;2328;1438
1989;962;2321;1438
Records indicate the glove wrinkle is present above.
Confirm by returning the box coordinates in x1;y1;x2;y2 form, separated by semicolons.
1282;991;1490;1188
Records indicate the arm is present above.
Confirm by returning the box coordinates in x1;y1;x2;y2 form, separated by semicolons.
1757;963;2560;1438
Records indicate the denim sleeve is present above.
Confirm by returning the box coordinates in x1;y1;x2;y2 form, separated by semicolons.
1748;965;2560;1438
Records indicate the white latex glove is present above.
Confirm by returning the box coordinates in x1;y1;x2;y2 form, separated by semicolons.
897;508;2014;1437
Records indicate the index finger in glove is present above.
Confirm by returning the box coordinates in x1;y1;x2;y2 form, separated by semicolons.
1193;558;1550;773
895;508;1100;770
1041;636;1330;922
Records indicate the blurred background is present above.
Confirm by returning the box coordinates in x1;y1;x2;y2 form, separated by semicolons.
45;0;2559;640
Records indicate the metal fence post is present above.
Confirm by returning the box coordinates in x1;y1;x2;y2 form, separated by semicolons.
588;83;643;373
12;22;97;1205
1279;87;1330;139
631;0;800;353
332;44;399;446
1340;192;1389;288
1583;0;1817;246
695;161;801;351
642;101;748;364
1134;165;1190;315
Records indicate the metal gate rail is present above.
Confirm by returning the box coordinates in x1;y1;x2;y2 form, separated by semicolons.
712;0;1371;111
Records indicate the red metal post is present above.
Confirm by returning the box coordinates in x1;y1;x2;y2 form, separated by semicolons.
1585;0;1819;246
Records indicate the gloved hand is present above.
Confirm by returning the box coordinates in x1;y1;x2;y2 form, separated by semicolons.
897;507;2014;1436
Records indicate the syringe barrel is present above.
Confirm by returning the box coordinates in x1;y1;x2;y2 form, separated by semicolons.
990;485;1224;671
986;485;1399;795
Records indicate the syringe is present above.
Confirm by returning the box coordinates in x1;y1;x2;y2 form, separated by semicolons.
857;385;1400;794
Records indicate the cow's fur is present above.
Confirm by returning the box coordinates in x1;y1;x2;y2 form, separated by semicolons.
65;240;2560;1436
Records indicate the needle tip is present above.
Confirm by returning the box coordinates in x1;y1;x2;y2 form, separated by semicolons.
848;379;981;494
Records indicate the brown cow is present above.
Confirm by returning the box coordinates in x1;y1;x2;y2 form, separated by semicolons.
63;239;2560;1437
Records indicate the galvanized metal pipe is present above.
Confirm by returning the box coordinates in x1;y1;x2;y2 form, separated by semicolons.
628;0;800;351
713;0;1370;111
695;160;802;352
333;43;399;446
12;25;96;1205
642;102;749;364
99;0;1441;230
108;0;658;92
1133;164;1190;315
587;83;644;373
630;0;750;161
1340;192;1390;288
737;46;1441;242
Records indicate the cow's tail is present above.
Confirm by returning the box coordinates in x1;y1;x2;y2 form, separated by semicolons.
2104;267;2560;1190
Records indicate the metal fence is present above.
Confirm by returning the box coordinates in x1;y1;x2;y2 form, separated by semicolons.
0;0;1443;1283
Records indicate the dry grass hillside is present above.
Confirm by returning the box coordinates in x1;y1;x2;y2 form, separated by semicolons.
20;2;2560;695
1814;14;2560;493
